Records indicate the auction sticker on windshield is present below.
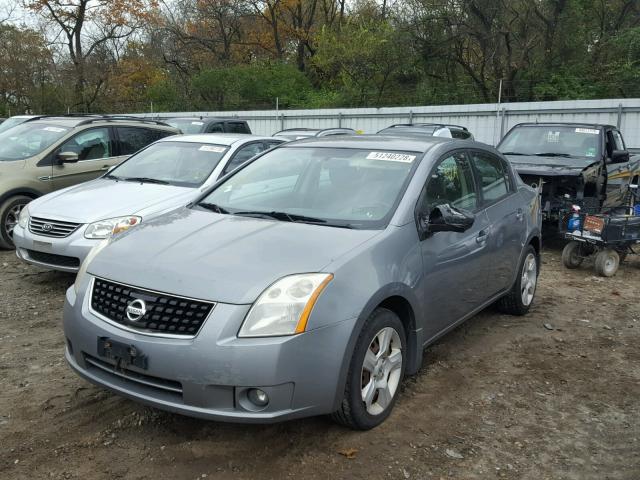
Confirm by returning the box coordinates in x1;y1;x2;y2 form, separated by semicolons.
191;121;204;125
199;145;226;153
366;152;416;163
575;128;599;135
43;127;67;133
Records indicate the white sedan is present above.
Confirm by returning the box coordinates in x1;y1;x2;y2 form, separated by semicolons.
13;134;284;272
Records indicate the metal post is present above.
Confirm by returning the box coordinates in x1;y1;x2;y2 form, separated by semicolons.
280;113;285;131
409;110;413;124
617;103;623;128
494;79;503;145
338;112;342;128
500;107;507;140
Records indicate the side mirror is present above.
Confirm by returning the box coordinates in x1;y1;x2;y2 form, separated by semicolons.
608;150;629;164
57;151;79;163
419;203;475;237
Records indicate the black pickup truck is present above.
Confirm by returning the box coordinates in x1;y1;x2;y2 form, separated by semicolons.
498;123;640;220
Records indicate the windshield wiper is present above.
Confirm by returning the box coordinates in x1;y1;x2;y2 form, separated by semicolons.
103;173;121;181
501;151;527;156
534;152;573;158
233;210;328;224
199;203;230;214
122;177;170;185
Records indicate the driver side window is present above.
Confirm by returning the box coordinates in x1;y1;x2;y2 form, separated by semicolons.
421;152;477;213
59;128;111;160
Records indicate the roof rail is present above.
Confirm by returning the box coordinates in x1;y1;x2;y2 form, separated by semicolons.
76;115;172;127
388;123;468;131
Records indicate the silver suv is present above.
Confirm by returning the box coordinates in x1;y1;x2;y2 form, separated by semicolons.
0;115;179;248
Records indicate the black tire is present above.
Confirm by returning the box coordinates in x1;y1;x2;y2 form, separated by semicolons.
0;195;31;250
497;245;539;316
561;241;584;269
332;308;406;430
594;249;619;277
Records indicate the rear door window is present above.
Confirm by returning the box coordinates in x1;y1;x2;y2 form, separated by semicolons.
117;127;171;155
469;151;512;204
225;122;250;134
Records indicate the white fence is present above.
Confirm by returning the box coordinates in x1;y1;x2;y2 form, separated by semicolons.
137;98;640;148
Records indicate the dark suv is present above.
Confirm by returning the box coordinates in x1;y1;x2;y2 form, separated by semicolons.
164;117;252;135
0;115;179;248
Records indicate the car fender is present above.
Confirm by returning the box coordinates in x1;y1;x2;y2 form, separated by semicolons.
331;282;423;411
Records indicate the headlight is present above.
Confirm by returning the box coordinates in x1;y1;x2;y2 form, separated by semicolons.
238;273;333;338
74;238;110;294
84;216;141;239
18;205;30;229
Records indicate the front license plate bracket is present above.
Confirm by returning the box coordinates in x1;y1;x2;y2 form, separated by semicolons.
97;337;148;370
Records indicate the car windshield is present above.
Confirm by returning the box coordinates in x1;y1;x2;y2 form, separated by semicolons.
109;141;229;187
499;126;602;159
0;123;70;161
0;117;32;135
199;146;420;229
165;119;206;134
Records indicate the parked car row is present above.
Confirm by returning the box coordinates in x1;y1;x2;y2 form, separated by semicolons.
1;113;542;430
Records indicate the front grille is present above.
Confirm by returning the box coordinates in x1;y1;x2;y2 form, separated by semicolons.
29;216;81;238
27;249;80;268
84;353;183;395
90;278;214;337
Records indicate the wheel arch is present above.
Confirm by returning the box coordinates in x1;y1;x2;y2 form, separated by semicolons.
0;188;40;206
332;284;422;411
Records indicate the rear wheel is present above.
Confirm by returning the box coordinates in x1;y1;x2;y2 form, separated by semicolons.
332;308;406;430
498;245;538;316
594;249;619;277
0;195;31;250
562;241;584;269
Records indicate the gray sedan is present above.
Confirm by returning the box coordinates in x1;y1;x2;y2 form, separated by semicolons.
64;135;541;429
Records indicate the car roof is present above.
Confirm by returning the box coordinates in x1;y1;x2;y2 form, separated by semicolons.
24;115;176;129
382;123;468;131
165;117;247;123
275;127;355;135
157;133;282;146
281;134;455;153
512;122;616;129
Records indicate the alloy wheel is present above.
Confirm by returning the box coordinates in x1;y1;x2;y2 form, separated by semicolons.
521;253;537;306
360;326;403;416
4;203;25;239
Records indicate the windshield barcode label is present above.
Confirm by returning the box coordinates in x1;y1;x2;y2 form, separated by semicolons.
575;128;599;135
366;152;416;163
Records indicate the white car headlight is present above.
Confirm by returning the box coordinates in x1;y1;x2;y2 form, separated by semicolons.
84;216;141;239
238;273;333;338
74;238;111;294
18;205;30;229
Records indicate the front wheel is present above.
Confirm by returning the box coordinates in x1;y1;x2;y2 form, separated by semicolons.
0;195;31;249
332;308;406;430
497;245;539;316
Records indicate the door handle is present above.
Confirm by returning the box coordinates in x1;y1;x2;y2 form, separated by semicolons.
516;208;524;221
476;230;488;244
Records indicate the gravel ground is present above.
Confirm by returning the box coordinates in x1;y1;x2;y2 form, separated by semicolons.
0;245;639;480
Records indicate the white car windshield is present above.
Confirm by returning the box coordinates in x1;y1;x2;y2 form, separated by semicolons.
108;141;229;187
0;123;70;161
199;146;420;229
499;125;602;159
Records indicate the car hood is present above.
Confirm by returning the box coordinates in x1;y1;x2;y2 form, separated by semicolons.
88;208;382;304
29;179;195;223
506;155;597;177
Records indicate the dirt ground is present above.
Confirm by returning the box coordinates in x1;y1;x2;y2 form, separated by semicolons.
0;243;639;480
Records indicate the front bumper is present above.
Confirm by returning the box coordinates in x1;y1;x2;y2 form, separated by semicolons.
63;281;356;423
13;225;97;273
